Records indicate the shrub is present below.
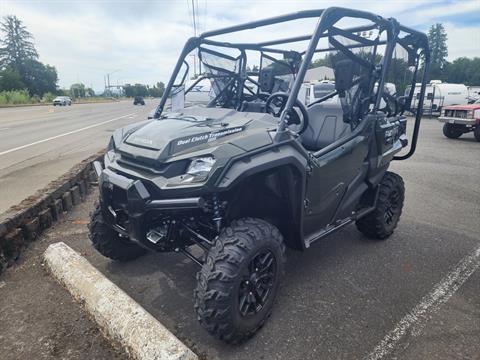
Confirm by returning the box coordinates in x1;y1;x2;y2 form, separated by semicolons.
0;89;33;104
42;92;56;102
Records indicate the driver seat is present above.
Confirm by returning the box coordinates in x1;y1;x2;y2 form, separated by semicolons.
301;102;350;151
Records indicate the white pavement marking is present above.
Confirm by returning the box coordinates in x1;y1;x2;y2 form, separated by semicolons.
0;127;10;131
365;245;480;360
0;113;136;156
44;242;198;360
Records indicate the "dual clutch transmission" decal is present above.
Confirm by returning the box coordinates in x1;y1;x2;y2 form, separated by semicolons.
171;126;244;153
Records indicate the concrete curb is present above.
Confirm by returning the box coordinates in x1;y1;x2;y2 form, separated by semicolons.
44;242;198;360
0;150;105;275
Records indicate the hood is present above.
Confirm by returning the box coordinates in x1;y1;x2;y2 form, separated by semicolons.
116;107;276;163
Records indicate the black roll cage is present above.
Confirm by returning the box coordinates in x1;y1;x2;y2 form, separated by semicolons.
154;7;430;160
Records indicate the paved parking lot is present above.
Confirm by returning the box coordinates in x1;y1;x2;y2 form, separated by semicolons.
1;118;479;359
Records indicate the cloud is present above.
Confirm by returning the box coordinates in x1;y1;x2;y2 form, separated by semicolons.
443;22;480;60
1;0;479;92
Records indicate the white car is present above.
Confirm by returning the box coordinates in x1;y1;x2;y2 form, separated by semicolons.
53;96;72;106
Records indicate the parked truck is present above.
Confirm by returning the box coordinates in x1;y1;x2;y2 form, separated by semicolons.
438;99;480;141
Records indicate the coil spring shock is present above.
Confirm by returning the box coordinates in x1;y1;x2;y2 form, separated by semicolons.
212;193;222;232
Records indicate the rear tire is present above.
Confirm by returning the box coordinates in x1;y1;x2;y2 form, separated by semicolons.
443;123;463;139
474;126;480;142
89;203;146;261
356;172;405;240
194;218;286;344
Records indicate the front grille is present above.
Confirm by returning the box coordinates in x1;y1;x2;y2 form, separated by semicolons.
445;109;468;118
118;153;168;172
116;154;188;178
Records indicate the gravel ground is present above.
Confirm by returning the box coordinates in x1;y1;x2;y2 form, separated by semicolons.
0;200;127;360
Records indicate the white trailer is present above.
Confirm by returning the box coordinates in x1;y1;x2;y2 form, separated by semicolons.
409;81;469;115
468;86;480;103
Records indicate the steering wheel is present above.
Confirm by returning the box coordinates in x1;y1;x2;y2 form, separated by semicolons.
265;92;309;135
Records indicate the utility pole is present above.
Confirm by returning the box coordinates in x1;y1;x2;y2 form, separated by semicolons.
192;0;197;37
104;69;121;96
190;0;201;76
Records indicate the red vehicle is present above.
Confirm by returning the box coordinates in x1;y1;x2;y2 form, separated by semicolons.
438;99;480;141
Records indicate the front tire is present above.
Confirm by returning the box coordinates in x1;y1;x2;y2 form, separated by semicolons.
194;218;286;344
89;203;147;261
356;172;405;240
474;126;480;142
443;123;463;139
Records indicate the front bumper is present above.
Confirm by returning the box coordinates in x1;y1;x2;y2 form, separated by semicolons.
438;116;477;126
94;161;204;245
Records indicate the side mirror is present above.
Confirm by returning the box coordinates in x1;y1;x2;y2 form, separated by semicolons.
334;59;355;96
259;67;275;93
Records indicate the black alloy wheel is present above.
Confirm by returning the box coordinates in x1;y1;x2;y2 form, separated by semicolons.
238;250;276;317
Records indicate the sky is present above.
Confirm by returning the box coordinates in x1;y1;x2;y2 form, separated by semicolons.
1;0;479;93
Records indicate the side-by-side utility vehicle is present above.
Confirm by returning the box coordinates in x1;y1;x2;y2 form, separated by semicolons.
90;8;430;343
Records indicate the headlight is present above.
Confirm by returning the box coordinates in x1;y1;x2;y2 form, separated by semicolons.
467;110;474;118
441;108;445;116
182;156;216;183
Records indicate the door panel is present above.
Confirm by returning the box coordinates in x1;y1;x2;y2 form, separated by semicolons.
302;132;370;239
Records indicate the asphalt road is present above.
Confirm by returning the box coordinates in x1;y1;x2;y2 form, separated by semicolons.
0;100;155;213
35;118;480;359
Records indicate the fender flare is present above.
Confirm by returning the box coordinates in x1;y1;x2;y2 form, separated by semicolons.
215;144;309;249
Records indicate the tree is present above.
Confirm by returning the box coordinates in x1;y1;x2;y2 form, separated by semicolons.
0;65;25;91
70;83;86;98
148;81;165;97
22;59;58;96
427;23;448;80
123;83;151;97
133;83;148;97
85;87;95;97
0;15;38;70
444;57;480;86
123;83;134;97
0;15;58;96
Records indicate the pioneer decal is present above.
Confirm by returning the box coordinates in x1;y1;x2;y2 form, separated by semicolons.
171;126;245;153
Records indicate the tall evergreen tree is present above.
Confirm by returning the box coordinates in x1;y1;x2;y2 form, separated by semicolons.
0;15;38;70
427;23;448;80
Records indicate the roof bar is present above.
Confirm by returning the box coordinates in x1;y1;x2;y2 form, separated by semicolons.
200;10;324;38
